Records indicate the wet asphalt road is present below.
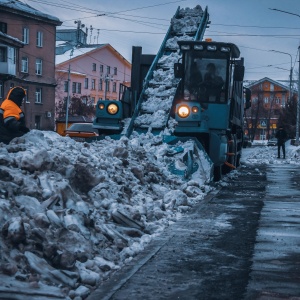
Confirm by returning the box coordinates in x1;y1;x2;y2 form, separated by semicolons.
88;162;300;300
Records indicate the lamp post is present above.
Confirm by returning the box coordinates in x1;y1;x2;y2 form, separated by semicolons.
65;48;74;130
269;8;300;145
104;74;113;100
269;50;293;103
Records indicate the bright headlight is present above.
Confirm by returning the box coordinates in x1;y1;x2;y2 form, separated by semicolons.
177;105;190;118
107;103;119;115
98;103;105;110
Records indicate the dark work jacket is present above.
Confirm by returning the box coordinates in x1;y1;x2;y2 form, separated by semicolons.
0;87;29;144
275;129;287;145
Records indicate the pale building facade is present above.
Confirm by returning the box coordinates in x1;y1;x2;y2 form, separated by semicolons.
55;44;131;119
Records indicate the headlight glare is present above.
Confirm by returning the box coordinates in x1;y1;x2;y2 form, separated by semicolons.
107;103;119;115
178;105;190;118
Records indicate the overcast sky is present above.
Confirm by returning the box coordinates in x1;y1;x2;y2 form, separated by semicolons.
24;0;300;82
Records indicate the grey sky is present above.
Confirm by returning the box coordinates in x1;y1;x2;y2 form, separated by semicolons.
24;0;300;82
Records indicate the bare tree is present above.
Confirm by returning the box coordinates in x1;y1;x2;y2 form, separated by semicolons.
245;90;266;141
55;95;95;119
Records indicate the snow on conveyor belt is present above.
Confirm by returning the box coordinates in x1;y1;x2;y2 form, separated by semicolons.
133;5;204;132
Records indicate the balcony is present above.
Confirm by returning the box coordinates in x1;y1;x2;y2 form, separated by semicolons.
0;61;16;76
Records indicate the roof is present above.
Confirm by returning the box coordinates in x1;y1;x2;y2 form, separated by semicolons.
55;44;131;67
0;31;23;47
0;0;62;25
246;77;291;91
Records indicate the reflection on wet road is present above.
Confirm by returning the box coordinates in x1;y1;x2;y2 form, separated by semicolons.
246;165;300;299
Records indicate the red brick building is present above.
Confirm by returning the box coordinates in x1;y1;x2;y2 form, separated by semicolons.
0;0;62;130
245;77;296;140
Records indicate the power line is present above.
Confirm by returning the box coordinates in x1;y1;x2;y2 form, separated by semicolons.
25;0;187;17
211;23;300;30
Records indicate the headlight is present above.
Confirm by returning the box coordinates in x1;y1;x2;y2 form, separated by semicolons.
177;105;190;118
98;103;105;110
192;106;199;113
107;103;119;115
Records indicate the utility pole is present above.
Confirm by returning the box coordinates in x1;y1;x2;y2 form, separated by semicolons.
65;48;74;130
65;63;71;130
269;50;293;103
296;45;300;145
104;74;113;100
269;8;300;145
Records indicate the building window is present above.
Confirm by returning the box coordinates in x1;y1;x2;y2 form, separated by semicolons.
84;78;89;89
107;66;110;74
100;65;103;73
35;88;42;103
282;94;286;106
0;22;7;34
12;47;16;64
0;47;7;62
36;58;42;75
36;31;43;47
23;28;29;44
113;82;117;92
92;79;95;90
114;67;117;75
71;82;81;94
99;79;103;91
270;83;274;91
92;63;96;71
21;57;28;73
264;97;269;103
64;81;68;92
251;97;258;103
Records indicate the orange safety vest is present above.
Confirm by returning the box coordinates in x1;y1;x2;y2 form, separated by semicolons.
0;99;23;123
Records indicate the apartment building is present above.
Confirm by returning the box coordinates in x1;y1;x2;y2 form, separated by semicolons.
0;0;62;130
245;77;296;140
55;27;131;121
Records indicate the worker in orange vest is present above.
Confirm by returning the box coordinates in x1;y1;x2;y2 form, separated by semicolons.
0;86;30;144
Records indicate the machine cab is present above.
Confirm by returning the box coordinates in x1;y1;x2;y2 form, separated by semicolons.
175;41;243;107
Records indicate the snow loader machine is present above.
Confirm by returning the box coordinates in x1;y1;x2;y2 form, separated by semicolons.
92;5;251;181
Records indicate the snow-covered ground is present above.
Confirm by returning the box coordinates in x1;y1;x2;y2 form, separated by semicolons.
0;131;300;299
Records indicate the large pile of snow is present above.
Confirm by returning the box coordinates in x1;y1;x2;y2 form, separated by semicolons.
1;131;300;299
0;130;212;299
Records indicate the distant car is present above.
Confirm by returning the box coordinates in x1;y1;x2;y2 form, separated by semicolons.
267;138;277;146
63;123;99;141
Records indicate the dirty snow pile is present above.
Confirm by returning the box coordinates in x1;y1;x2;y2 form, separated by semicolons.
0;130;212;299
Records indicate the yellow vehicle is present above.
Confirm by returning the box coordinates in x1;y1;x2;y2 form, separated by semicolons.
63;123;99;141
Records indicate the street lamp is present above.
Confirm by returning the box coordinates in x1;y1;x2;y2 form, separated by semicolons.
65;48;74;130
269;50;293;103
269;8;300;146
104;74;113;100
